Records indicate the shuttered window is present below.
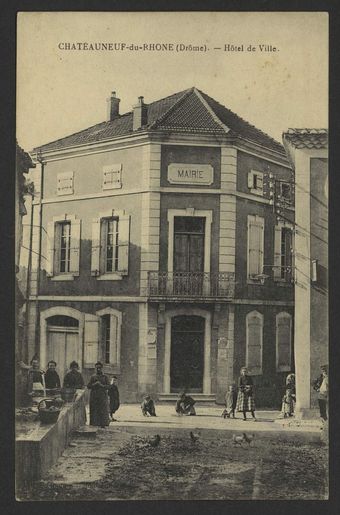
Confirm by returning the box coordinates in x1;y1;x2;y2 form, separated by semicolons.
246;311;263;375
273;225;294;282
102;164;122;190
46;215;81;277
248;215;264;279
57;171;74;195
248;170;264;195
276;312;292;372
91;211;130;277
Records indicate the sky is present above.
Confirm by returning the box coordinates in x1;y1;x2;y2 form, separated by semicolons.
17;11;328;152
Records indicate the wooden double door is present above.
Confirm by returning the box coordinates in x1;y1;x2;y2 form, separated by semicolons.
170;315;205;393
47;325;79;384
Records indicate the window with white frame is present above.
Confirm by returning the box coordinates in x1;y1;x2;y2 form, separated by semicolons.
247;215;264;280
276;312;292;372
91;210;130;278
102;164;122;190
273;223;294;282
97;308;122;367
57;171;74;195
279;181;292;203
246;311;263;375
46;215;81;278
248;170;264;195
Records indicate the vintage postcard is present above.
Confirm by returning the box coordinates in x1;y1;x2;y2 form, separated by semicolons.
16;11;328;501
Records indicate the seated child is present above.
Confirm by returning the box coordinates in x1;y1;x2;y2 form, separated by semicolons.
175;392;196;416
141;394;157;416
221;384;237;419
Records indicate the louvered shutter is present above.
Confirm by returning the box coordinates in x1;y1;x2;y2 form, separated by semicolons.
273;226;282;279
117;215;130;274
91;218;101;276
248;219;263;277
84;314;100;367
277;315;291;371
46;221;55;277
69;219;81;275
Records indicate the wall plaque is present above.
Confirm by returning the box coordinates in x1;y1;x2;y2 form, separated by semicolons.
168;163;213;185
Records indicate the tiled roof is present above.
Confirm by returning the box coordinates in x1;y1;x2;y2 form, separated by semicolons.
283;128;328;149
34;87;285;154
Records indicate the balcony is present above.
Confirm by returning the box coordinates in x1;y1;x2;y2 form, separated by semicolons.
147;271;235;302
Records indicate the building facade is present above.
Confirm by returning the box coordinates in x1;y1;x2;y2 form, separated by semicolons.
283;129;328;416
27;88;294;406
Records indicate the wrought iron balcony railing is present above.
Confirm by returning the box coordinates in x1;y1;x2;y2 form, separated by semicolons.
147;271;235;300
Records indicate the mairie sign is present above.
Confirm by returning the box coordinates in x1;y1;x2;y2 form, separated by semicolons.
167;163;214;185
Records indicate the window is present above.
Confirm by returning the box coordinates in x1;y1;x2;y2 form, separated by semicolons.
247;215;264;280
97;308;122;367
246;311;263;375
102;164;122;190
248;170;264;195
46;215;81;278
91;210;130;278
58;221;71;273
57;171;74;195
103;218;119;273
274;224;294;282
279;181;292;202
276;312;292;372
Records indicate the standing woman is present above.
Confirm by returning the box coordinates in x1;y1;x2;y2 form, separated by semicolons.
236;367;256;421
87;362;110;428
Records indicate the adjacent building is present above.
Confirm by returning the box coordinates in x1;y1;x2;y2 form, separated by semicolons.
283;129;328;417
27;87;295;406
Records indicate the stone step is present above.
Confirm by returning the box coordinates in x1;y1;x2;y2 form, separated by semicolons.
157;393;216;403
72;426;98;439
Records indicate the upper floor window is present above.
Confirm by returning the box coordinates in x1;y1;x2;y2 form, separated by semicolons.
57;171;74;196
91;210;130;279
247;215;264;280
274;224;294;282
102;164;122;190
246;310;263;375
46;215;81;279
58;221;71;273
248;170;263;196
279;181;292;202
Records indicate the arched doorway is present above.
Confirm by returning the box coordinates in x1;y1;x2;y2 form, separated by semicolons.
170;315;205;393
46;315;79;383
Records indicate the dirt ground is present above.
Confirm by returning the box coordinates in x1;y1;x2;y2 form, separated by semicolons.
19;426;328;501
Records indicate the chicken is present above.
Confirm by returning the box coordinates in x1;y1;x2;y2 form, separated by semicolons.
242;433;255;446
232;433;245;446
148;434;161;447
190;430;200;443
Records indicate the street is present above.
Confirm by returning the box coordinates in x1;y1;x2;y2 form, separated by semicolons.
18;406;328;501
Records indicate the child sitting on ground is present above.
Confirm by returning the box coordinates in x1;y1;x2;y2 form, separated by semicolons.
175;392;196;416
221;384;237;419
141;394;157;416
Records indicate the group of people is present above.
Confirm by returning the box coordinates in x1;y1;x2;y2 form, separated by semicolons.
19;357;329;426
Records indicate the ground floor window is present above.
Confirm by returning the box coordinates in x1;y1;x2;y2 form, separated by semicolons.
246;310;263;375
276;312;292;372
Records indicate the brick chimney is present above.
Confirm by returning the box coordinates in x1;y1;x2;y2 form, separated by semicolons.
133;96;148;130
107;91;120;121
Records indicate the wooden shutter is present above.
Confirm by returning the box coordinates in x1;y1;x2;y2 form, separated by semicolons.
273;226;282;279
46;221;55;277
69;219;81;275
57;171;74;195
277;314;291;371
247;313;262;374
248;218;263;277
247;172;254;189
84;314;100;367
102;164;122;190
110;315;118;365
117;214;130;274
91;218;101;276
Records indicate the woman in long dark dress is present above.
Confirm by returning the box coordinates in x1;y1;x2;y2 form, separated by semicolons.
63;361;85;389
87;362;110;428
236;367;256;421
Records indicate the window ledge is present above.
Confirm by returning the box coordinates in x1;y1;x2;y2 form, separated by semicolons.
249;188;263;196
96;273;124;281
50;274;75;281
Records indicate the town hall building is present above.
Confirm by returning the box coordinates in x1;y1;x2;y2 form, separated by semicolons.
27;87;295;407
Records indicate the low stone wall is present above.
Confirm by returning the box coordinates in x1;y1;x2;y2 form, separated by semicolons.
16;390;86;491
